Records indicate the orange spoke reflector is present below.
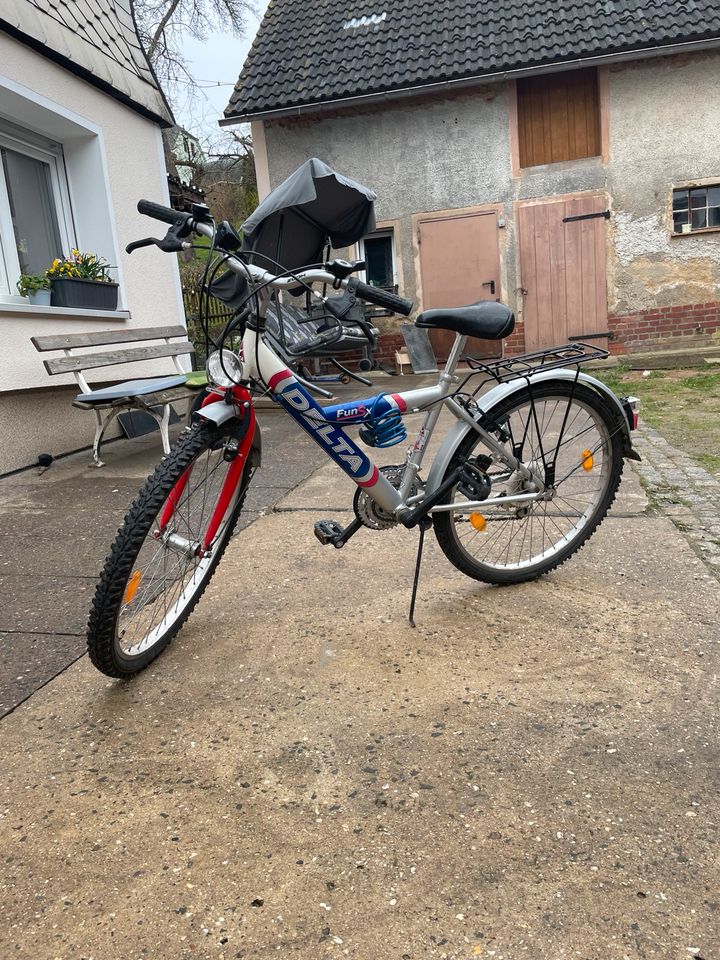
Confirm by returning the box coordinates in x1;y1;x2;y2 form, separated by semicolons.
469;513;487;531
581;449;594;471
124;570;142;604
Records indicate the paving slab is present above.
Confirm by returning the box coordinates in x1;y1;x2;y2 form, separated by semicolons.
633;422;720;578
0;409;326;716
0;632;85;718
0;576;95;635
0;454;718;960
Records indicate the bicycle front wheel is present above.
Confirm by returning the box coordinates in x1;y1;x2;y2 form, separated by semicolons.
434;382;624;584
87;419;254;678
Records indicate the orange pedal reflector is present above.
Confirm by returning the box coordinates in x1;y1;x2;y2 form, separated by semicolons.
581;449;594;471
469;513;487;531
124;570;142;604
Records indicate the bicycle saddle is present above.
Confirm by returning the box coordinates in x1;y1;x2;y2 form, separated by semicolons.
415;300;515;340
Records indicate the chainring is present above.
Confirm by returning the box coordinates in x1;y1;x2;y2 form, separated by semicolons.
353;464;419;530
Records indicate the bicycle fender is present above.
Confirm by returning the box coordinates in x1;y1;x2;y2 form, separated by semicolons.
195;400;262;466
195;400;240;426
425;370;636;496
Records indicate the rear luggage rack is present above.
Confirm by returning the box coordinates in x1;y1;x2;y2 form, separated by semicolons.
458;341;609;396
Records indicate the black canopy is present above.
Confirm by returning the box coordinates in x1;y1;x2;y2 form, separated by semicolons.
240;157;376;271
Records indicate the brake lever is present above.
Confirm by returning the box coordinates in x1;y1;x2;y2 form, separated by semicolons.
126;237;158;254
126;235;185;255
322;294;378;349
353;315;379;350
126;218;195;255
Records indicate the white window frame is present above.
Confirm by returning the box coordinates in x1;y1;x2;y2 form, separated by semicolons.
0;123;76;297
358;228;397;290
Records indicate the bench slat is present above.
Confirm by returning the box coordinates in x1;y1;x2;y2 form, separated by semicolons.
32;325;188;351
44;341;193;375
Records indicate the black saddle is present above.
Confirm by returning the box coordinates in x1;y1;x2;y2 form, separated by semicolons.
416;300;515;340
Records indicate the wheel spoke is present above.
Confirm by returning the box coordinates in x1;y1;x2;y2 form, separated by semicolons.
439;387;619;577
107;433;245;659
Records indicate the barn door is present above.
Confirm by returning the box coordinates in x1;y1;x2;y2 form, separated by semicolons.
517;194;609;351
417;211;502;361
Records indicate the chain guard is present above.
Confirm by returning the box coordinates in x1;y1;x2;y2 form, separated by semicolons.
353;465;419;530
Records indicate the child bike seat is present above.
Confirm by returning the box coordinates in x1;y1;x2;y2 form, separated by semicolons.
415;300;514;340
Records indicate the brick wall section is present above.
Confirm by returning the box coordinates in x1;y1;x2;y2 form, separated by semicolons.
503;321;526;356
329;304;720;369
607;301;720;355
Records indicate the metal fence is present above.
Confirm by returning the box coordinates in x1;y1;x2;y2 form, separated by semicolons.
182;287;236;368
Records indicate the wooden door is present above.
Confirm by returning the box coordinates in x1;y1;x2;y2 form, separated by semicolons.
517;195;609;351
417;211;502;360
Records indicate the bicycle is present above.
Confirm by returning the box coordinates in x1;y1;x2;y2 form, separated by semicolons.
87;186;640;679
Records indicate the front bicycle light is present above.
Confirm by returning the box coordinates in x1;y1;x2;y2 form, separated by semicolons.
206;349;245;388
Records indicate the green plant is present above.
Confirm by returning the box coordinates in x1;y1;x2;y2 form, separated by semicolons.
46;249;113;282
16;274;50;297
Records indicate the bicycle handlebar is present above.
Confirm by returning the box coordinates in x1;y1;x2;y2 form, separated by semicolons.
351;280;413;317
134;201;415;315
137;199;190;226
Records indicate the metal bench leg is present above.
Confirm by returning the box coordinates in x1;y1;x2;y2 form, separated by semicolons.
91;409;114;468
144;403;173;456
159;403;171;455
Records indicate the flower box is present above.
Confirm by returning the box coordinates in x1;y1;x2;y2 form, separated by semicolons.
50;278;119;311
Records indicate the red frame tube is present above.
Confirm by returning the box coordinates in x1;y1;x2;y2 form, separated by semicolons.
158;387;256;548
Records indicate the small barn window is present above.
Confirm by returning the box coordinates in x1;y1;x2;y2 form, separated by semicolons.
672;185;720;234
517;68;601;168
361;230;396;291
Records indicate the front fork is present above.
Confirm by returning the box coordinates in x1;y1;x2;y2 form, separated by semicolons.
157;387;256;556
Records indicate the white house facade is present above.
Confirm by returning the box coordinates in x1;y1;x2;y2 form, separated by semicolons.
0;0;184;473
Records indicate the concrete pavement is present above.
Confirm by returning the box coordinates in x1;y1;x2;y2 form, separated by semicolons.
0;406;327;717
1;392;719;959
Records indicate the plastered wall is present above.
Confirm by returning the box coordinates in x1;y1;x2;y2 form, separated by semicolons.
259;51;720;323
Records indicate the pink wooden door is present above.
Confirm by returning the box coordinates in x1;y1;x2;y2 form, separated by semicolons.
418;211;502;361
517;195;609;351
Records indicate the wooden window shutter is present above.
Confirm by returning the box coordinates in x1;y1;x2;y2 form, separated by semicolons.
517;68;601;168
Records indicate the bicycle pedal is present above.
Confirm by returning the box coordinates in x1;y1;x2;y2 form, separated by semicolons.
314;519;345;545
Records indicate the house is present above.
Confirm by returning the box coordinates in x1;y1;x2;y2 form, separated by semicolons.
222;0;720;364
165;124;204;188
164;125;206;211
0;0;184;474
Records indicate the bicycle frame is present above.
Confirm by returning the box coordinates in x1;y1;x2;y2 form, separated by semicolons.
196;326;548;534
182;222;635;547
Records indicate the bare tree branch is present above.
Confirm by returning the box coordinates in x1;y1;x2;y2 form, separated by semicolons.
147;0;182;59
134;0;255;108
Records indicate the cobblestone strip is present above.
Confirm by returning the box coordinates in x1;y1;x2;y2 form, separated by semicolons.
632;422;720;578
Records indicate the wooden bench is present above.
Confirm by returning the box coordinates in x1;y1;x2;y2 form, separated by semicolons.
32;325;196;467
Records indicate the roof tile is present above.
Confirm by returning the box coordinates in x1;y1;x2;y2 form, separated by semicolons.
1;0;172;124
225;0;720;118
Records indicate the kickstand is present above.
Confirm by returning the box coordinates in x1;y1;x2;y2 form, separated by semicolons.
408;520;430;628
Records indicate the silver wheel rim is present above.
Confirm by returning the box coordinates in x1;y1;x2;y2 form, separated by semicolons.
449;395;611;572
115;442;241;657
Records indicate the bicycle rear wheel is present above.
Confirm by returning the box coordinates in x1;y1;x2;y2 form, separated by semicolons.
434;381;624;584
87;419;254;678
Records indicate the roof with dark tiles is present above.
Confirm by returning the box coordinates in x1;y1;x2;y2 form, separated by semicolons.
224;0;720;120
1;0;173;125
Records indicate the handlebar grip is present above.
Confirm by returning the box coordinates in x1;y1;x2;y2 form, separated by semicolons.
137;199;187;225
352;281;413;316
